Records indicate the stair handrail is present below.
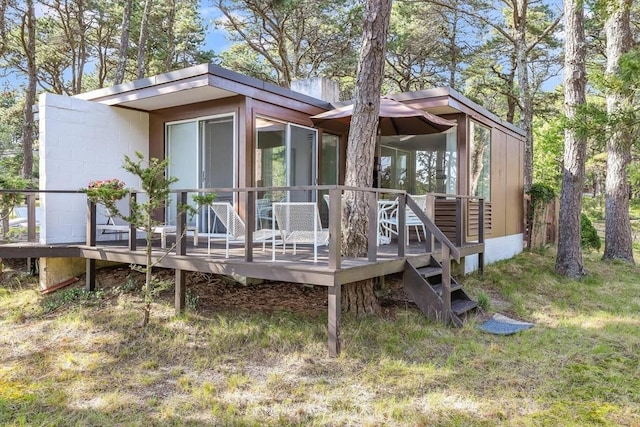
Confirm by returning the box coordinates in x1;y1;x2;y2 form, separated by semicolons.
405;195;461;263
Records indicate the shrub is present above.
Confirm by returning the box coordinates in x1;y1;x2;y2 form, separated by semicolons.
581;213;601;251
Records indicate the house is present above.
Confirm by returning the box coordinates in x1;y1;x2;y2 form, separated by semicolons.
3;64;526;355
37;64;524;266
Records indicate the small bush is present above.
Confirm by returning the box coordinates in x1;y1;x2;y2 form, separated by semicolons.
581;213;601;251
476;292;490;311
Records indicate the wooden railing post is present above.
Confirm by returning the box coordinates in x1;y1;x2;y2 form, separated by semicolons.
478;198;485;274
441;244;451;323
176;191;187;256
397;195;406;256
245;190;255;262
129;192;137;251
85;199;97;292
425;194;435;253
328;188;341;270
86;199;97;247
26;193;37;242
455;197;463;247
367;191;377;262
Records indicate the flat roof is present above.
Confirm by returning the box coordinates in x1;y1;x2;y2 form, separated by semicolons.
75;63;333;112
391;87;526;137
74;63;525;138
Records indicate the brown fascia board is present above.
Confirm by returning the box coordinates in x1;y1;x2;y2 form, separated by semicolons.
391;87;526;138
75;63;332;110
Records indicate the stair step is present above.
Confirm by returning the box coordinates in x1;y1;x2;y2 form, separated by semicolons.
416;266;442;278
451;299;478;316
431;282;462;296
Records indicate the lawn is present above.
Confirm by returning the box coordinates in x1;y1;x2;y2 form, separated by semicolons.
1;248;639;426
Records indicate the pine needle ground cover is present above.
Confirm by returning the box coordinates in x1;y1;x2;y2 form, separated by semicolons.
1;249;639;426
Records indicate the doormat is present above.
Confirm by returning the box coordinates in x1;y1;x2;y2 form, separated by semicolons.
479;313;534;335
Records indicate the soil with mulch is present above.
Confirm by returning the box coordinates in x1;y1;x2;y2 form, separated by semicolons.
2;259;417;317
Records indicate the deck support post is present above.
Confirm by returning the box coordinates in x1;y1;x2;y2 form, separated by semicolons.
328;283;341;357
175;269;185;314
85;258;96;292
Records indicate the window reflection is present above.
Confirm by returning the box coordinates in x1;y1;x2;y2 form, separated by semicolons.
469;121;491;200
379;129;457;195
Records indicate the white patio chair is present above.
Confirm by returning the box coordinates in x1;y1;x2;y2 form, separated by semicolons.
378;195;427;245
272;202;329;263
96;205;198;248
96;205;130;240
208;202;278;258
377;199;397;245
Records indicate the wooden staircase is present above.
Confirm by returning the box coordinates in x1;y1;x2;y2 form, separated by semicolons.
401;194;481;327
402;257;477;327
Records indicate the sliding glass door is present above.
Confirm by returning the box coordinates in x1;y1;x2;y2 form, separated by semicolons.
166;114;236;231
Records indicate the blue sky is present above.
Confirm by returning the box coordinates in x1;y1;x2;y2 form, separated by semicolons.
200;2;231;54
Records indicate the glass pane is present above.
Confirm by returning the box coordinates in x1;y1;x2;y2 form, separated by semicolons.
396;149;410;191
413;130;457;195
320;133;339;225
255;118;286;203
201;115;234;232
167;121;198;225
469;121;491;200
288;124;317;202
379;146;394;190
378;144;411;191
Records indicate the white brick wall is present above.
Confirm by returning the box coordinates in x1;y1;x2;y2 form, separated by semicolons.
39;93;149;244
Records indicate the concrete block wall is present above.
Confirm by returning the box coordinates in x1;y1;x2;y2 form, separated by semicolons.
464;233;524;274
38;93;149;244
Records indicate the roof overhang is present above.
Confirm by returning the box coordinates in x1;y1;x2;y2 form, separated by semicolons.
75;64;332;112
392;87;526;137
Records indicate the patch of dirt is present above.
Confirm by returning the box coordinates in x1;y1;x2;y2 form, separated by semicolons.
23;262;415;317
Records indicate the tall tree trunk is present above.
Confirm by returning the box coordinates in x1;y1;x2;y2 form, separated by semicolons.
515;0;534;192
342;0;392;316
21;0;36;180
164;0;176;72
603;0;634;263
114;0;132;85
556;0;587;278
0;0;7;55
137;0;153;79
74;0;87;94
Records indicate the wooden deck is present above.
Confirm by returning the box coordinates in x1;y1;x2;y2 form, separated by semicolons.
0;237;483;287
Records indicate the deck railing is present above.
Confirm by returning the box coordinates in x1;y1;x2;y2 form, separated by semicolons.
1;187;485;271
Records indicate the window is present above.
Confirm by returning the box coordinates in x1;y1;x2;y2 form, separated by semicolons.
378;129;457;195
469;120;491;200
255;117;317;202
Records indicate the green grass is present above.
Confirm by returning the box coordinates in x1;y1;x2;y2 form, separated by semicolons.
1;250;640;426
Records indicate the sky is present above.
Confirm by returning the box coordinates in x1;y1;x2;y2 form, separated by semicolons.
0;2;231;92
199;2;232;55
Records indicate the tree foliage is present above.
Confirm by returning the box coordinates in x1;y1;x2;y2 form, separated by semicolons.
214;0;362;90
